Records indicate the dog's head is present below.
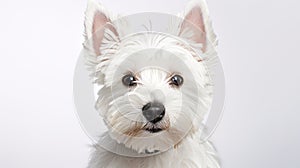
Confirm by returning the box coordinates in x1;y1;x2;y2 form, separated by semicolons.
83;0;217;154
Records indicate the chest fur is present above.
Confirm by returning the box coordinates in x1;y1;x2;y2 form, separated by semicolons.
88;135;219;168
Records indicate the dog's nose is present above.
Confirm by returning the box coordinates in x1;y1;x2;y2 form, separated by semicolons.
142;102;165;123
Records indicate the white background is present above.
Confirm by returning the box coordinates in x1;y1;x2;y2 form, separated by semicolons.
0;0;299;168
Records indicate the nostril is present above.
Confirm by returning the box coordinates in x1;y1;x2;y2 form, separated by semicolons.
142;102;151;111
142;102;165;123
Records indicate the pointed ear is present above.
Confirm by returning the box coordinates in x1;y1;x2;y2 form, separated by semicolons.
84;0;119;56
180;0;217;52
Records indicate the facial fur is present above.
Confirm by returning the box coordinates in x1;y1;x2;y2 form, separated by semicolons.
83;0;217;154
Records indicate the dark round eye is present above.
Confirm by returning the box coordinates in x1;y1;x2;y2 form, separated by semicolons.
122;74;137;87
170;75;184;87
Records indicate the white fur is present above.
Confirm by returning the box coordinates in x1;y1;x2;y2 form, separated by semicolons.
88;132;219;168
83;0;220;167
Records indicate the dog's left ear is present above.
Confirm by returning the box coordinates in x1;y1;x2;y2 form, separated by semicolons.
180;0;217;52
84;0;119;56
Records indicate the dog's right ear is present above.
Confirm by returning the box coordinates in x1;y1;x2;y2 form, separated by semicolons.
84;0;119;56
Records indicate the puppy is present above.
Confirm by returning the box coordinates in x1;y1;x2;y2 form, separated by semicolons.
83;0;220;167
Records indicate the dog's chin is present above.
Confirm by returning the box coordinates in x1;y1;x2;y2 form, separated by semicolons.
108;122;191;154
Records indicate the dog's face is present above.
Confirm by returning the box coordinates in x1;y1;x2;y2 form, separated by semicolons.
83;0;217;153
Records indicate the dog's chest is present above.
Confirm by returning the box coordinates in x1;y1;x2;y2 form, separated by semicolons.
88;137;219;168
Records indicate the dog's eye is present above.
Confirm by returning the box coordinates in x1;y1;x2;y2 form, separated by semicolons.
170;75;184;87
122;74;137;87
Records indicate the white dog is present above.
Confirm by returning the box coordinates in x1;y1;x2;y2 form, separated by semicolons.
83;0;220;167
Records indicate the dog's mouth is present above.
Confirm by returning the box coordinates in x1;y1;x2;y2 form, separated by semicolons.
143;123;166;133
145;127;163;133
140;119;170;133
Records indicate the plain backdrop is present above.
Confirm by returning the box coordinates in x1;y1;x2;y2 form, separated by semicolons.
0;0;299;168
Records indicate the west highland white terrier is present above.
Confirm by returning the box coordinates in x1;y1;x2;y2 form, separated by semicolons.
83;0;220;167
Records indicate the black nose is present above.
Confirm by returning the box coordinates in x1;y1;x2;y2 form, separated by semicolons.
142;102;165;123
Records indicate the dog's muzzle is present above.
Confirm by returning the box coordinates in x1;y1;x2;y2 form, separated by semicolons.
142;102;165;124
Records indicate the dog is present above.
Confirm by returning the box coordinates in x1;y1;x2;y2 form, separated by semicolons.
83;0;220;167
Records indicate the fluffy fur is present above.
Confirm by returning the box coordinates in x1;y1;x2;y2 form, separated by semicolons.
83;0;220;167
